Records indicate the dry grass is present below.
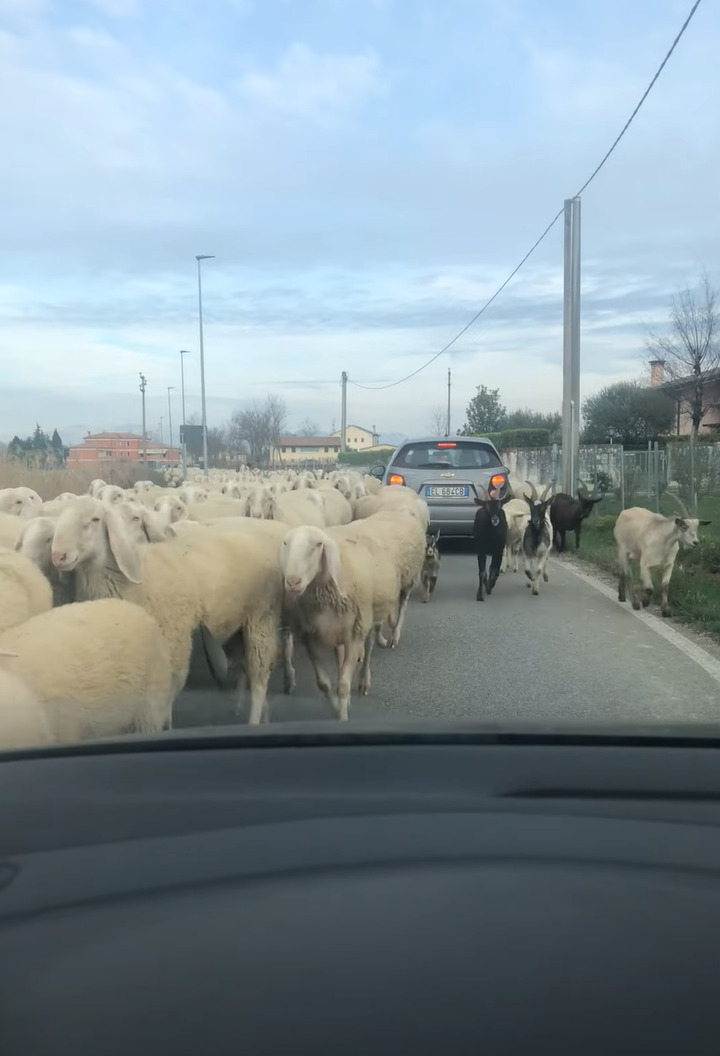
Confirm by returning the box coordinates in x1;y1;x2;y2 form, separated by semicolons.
0;459;165;501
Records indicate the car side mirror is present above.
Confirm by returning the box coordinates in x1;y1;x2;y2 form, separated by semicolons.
369;464;386;481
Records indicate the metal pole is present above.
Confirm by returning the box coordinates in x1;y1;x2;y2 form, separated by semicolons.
139;373;147;465
562;197;581;495
196;255;214;477
159;417;164;446
447;368;451;437
620;445;625;510
167;387;174;450
690;432;696;513
340;371;348;454
180;350;190;481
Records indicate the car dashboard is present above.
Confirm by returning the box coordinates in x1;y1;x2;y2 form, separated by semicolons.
1;721;720;1055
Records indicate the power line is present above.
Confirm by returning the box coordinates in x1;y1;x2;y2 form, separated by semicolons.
349;0;704;393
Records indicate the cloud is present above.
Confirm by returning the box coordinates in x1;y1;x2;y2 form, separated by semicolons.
237;42;385;120
81;0;141;16
0;0;717;444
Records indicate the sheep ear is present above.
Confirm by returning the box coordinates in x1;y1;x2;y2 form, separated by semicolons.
105;508;143;583
322;536;342;591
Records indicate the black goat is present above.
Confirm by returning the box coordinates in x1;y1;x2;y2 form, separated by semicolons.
472;484;509;601
550;480;603;552
421;531;441;603
522;481;554;595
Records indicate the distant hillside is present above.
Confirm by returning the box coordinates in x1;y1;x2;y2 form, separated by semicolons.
378;433;405;448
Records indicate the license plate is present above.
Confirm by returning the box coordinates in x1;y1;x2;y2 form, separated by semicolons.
425;485;469;498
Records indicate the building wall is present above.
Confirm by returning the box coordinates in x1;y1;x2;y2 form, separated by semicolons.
277;443;340;465
333;426;378;449
67;433;180;467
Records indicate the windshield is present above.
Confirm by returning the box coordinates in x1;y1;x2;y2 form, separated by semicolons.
0;0;717;753
394;442;501;470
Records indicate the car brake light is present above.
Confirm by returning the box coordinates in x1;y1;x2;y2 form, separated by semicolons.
388;474;405;486
491;474;506;488
437;442;456;448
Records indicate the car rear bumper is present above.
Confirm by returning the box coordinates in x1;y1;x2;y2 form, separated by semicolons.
425;504;477;536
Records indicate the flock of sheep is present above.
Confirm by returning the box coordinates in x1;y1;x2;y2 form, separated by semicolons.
0;467;431;748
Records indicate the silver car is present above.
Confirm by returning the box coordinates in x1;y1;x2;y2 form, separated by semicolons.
369;436;509;537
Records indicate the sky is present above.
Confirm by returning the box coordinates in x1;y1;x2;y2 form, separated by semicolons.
0;0;717;445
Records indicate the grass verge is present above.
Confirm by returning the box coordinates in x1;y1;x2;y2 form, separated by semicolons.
0;460;165;500
570;508;720;639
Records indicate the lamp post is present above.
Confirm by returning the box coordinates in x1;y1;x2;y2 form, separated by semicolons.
195;255;215;476
179;350;190;480
139;373;147;464
167;386;174;449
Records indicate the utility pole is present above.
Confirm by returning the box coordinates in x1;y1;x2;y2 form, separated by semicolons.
139;373;147;465
158;417;164;446
180;350;190;480
196;254;215;477
340;371;348;453
447;367;452;437
167;386;174;449
561;196;581;494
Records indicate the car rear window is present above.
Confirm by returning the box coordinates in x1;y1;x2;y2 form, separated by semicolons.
394;442;501;470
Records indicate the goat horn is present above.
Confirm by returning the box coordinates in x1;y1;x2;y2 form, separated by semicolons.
539;482;554;502
0;649;18;657
577;480;588;499
525;480;538;501
663;490;690;519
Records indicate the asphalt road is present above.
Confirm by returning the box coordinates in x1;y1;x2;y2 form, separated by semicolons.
174;541;720;729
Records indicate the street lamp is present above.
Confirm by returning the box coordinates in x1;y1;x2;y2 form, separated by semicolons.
179;350;191;480
195;254;215;476
158;417;164;446
167;386;175;449
139;373;147;464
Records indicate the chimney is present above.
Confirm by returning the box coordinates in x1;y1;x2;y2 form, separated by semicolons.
649;359;666;387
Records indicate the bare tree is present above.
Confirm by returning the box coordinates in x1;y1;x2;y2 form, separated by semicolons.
227;395;287;467
647;272;720;435
266;394;287;464
297;417;320;437
427;406;448;437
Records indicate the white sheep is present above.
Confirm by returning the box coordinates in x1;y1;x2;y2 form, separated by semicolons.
280;518;417;719
153;493;189;529
0;487;42;519
267;490;326;528
0;664;55;750
117;500;176;545
0;546;53;633
97;484;126;507
15;516;74;606
314;486;353;527
51;498;285;723
0;512;22;549
87;478;107;498
0;599;174;746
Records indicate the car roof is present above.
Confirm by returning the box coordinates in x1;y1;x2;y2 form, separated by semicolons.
395;436;497;446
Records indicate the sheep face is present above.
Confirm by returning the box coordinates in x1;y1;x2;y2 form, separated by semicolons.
280;527;341;597
51;497;142;583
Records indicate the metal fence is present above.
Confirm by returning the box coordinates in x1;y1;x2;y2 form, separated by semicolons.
503;442;720;517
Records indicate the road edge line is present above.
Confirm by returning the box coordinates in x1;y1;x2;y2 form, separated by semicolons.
562;560;720;688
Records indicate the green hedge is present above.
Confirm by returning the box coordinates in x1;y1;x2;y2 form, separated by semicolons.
467;428;551;449
338;449;393;466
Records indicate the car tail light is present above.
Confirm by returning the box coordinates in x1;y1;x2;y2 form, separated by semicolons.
491;474;506;488
388;474;405;486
